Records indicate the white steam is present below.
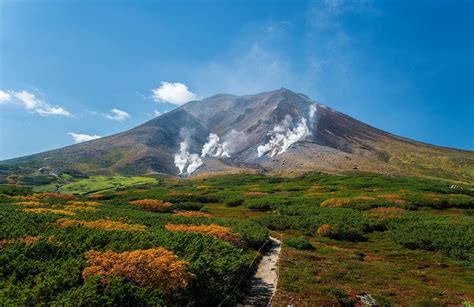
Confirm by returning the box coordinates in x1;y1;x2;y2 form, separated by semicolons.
309;104;317;128
201;133;230;158
174;141;203;175
257;104;318;157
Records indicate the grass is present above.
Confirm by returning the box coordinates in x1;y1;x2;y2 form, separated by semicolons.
33;176;158;195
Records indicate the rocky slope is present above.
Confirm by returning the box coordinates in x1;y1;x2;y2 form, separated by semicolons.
2;88;473;182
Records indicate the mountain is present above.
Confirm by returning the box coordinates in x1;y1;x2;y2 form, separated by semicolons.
2;88;473;182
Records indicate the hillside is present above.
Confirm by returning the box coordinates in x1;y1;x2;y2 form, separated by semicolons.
1;88;473;182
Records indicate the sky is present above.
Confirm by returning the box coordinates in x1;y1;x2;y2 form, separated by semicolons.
0;0;473;160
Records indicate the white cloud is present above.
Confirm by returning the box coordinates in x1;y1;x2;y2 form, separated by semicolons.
0;89;71;116
104;108;131;121
153;110;162;117
0;90;12;103
35;106;71;116
68;132;101;144
151;82;197;106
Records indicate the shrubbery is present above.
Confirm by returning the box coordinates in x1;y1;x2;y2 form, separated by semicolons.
284;236;314;250
387;214;474;261
224;198;244;207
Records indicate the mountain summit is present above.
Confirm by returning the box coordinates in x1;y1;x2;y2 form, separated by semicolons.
2;88;473;182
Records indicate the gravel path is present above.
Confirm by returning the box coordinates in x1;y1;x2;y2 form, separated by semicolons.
242;236;282;306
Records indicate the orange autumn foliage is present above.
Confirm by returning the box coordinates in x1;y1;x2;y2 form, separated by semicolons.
317;224;333;235
82;247;193;292
22;208;76;216
67;201;102;207
54;218;147;232
165;223;242;246
174;211;212;218
130;199;173;212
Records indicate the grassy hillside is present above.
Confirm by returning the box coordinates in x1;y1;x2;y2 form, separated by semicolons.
1;172;473;305
33;176;158;195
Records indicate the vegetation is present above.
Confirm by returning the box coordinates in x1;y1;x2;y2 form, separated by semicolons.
1;172;473;305
284;236;314;251
33;176;158;195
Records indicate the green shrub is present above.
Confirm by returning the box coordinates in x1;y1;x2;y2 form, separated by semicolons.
246;200;272;211
224;199;244;207
388;214;474;261
284;236;314;250
174;201;203;211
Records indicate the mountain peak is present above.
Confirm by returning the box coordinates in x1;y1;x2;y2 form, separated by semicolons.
2;88;472;182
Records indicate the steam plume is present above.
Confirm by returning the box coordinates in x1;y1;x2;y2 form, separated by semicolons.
174;130;203;175
174;141;203;175
257;104;318;157
201;133;230;158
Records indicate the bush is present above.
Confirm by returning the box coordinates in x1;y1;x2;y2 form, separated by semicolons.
246;200;271;211
284;236;314;251
174;201;204;211
388;214;474;261
82;247;194;292
224;199;244;207
130;199;173;213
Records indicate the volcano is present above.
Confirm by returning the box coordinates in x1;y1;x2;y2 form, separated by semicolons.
2;88;473;182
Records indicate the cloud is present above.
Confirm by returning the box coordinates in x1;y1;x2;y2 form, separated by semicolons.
151;82;197;106
0;89;71;116
104;108;131;121
68;132;101;143
0;90;12;103
153;110;162;117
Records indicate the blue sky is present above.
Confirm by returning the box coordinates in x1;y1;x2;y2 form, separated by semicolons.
1;0;473;160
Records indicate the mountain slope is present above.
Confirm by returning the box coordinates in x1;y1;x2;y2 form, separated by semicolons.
2;88;473;182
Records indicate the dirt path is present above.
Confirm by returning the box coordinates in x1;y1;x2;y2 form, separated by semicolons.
243;236;282;306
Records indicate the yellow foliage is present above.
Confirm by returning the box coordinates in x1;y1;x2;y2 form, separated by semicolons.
165;223;242;246
34;193;75;200
174;211;212;218
14;201;45;207
66;201;101;207
23;208;76;216
82;247;193;292
0;236;40;248
320;198;352;208
196;185;211;189
13;195;40;201
320;196;381;208
64;205;97;212
54;219;147;232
